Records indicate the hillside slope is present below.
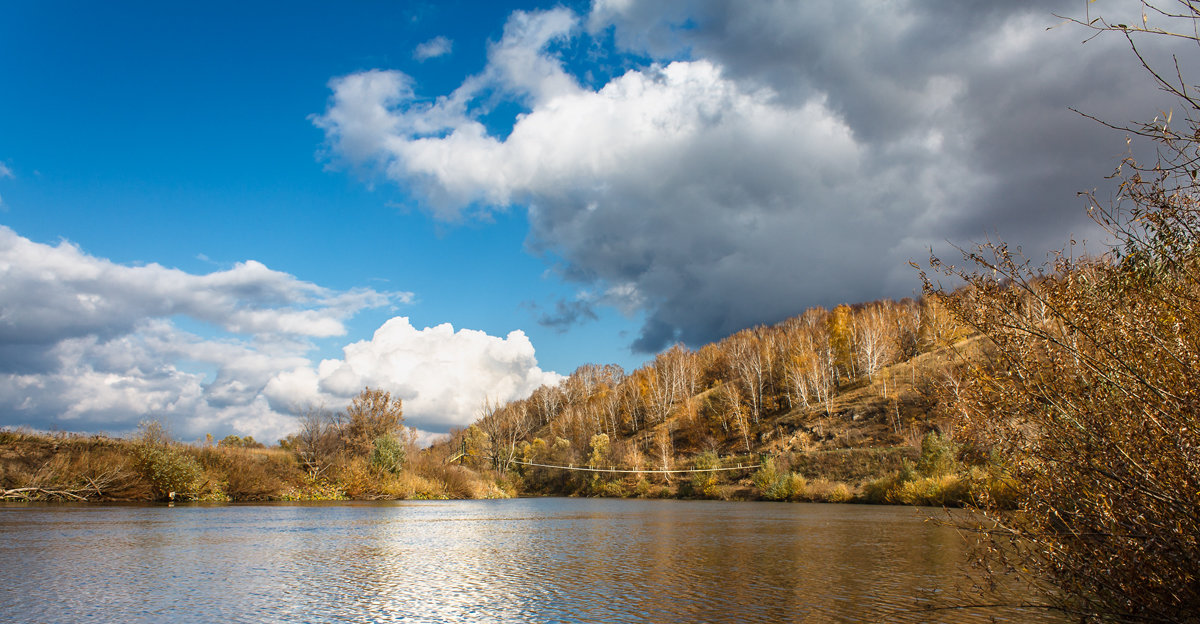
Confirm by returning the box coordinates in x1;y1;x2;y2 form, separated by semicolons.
445;297;990;502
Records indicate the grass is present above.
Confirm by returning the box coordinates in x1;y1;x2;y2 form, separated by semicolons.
0;429;507;502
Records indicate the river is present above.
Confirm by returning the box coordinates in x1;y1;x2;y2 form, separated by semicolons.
0;498;1060;623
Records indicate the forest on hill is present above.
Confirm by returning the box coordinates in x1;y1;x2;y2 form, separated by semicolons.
442;294;993;504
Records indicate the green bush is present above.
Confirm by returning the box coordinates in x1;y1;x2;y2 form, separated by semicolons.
689;451;720;498
763;472;807;501
863;469;971;506
861;473;898;504
369;434;406;474
752;457;781;491
133;444;202;500
782;473;808;500
915;431;957;477
597;480;628;497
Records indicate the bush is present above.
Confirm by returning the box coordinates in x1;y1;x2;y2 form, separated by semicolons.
597;480;629;498
780;473;808;501
862;460;973;507
218;435;264;449
133;444;202;500
223;451;293;501
752;457;781;492
756;468;807;502
369;434;406;474
378;470;445;499
822;482;853;503
689;451;720;498
915;431;957;477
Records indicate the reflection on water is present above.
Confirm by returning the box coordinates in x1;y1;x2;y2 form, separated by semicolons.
0;499;1059;623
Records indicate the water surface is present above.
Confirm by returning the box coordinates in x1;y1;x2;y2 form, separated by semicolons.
0;498;1057;623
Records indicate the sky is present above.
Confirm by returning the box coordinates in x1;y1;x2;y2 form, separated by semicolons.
0;0;1176;444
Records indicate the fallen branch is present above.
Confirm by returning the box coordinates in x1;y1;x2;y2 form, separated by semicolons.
1;486;89;501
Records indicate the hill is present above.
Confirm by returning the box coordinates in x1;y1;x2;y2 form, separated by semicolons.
441;296;1001;504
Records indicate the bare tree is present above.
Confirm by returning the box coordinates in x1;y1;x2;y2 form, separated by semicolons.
477;398;530;472
295;406;340;477
727;329;769;424
854;303;898;385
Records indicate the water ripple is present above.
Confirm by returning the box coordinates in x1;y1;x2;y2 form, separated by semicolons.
0;500;1062;623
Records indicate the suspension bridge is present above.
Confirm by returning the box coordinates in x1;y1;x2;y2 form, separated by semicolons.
446;451;761;474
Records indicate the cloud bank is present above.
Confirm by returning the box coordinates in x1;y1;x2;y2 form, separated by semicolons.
316;1;1173;352
0;226;559;442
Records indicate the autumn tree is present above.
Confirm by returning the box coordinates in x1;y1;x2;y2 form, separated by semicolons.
853;302;899;385
643;344;695;426
340;387;404;458
720;383;751;452
528;384;564;429
476;397;533;472
916;294;957;351
826;304;856;386
726;329;771;424
806;328;837;414
923;4;1200;619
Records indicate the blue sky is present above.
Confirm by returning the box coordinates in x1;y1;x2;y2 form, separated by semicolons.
0;0;630;368
0;1;1168;442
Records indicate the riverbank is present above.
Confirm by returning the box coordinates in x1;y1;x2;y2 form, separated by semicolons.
2;428;1009;507
507;432;1013;507
0;429;508;502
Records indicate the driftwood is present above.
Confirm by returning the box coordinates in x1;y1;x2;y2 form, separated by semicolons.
2;466;136;502
1;486;89;501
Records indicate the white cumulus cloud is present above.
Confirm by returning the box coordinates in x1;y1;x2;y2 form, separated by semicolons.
0;226;557;443
264;317;562;432
413;35;453;61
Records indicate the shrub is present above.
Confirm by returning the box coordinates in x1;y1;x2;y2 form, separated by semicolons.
333;456;377;498
369;434;406;475
824;482;853;503
133;444;202;500
758;470;807;501
218;435;264;449
915;431;957;477
597;480;629;498
222;453;289;501
862;473;898;504
689;451;720;498
920;7;1200;616
752;457;781;492
378;470;445;499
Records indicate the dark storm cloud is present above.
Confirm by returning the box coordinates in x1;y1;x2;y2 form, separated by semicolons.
319;1;1182;352
536;298;600;332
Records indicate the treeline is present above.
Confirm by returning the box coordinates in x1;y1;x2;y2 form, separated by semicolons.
449;294;985;501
